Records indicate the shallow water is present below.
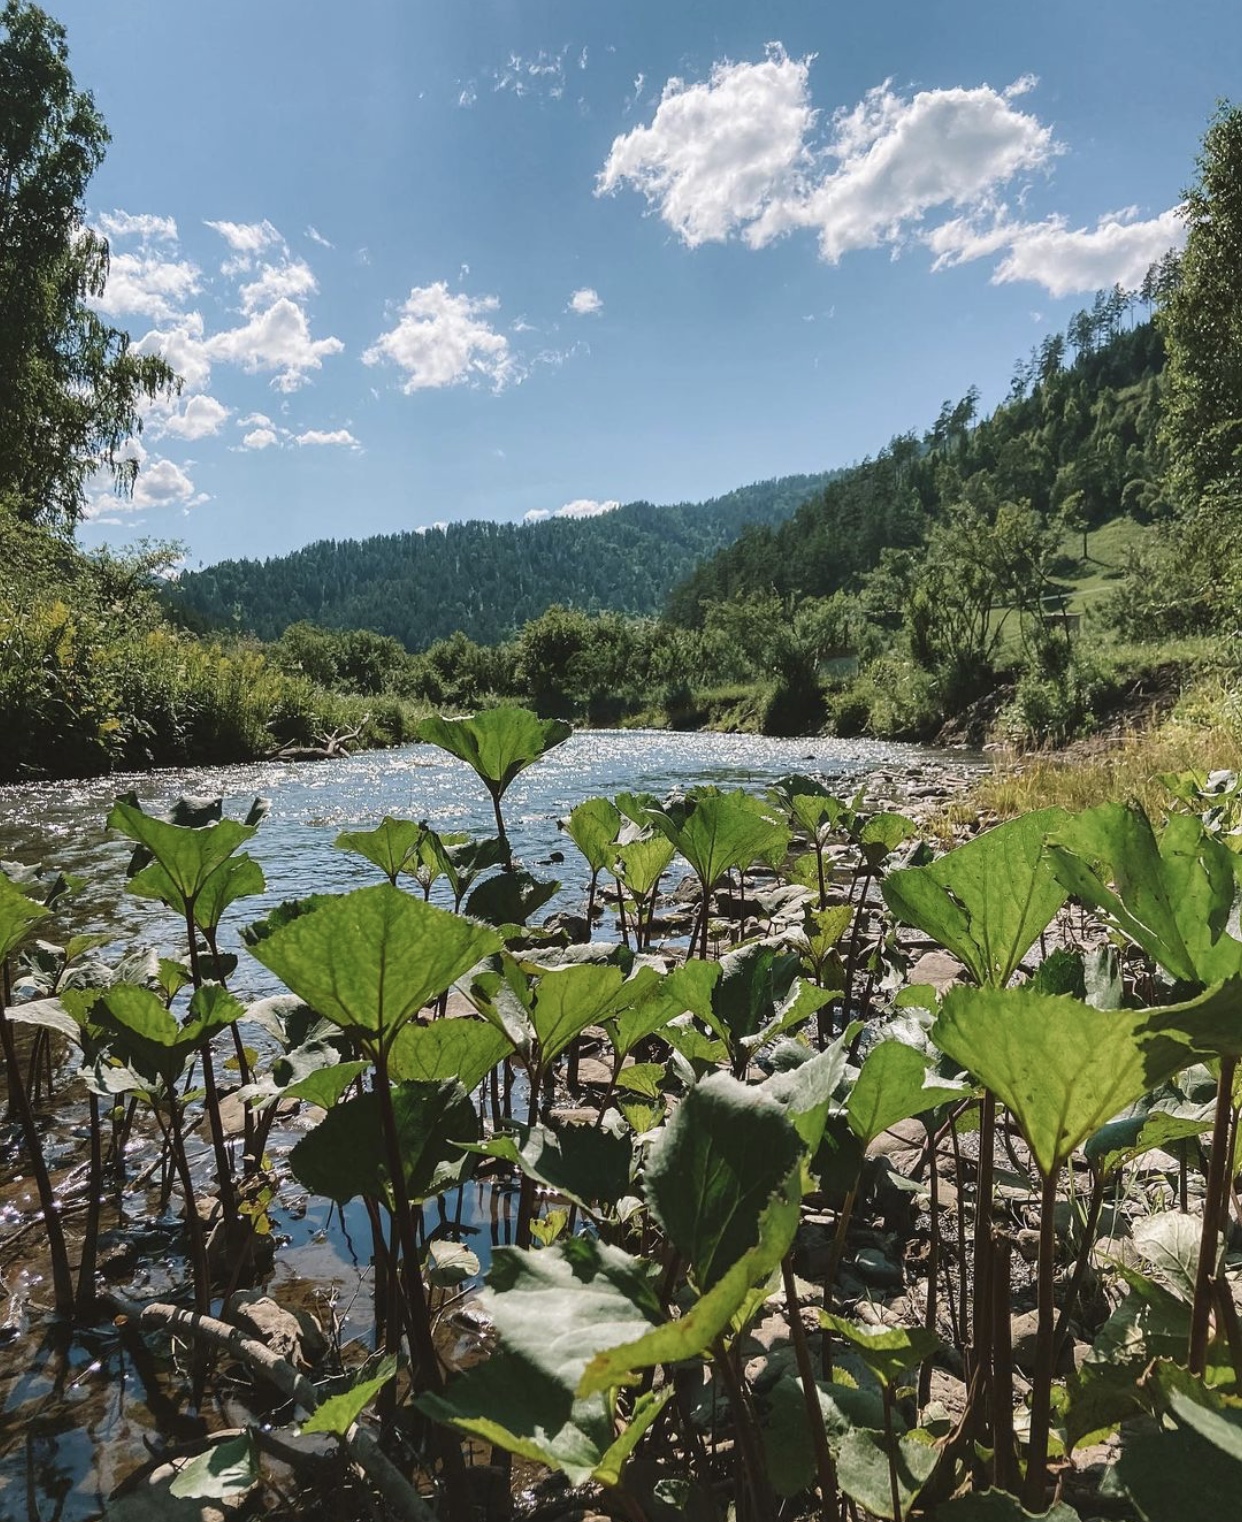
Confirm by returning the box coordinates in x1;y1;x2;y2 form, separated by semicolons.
0;729;961;1519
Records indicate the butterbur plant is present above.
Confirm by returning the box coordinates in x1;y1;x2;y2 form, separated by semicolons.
19;718;1242;1522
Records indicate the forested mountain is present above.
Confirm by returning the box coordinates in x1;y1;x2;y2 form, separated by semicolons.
667;293;1168;623
171;474;835;649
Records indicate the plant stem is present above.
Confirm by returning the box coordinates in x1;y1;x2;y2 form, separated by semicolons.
0;964;74;1316
1053;1169;1103;1363
1023;1167;1060;1511
990;1233;1017;1495
713;1335;773;1521
1190;1055;1237;1375
881;1384;903;1522
782;1256;841;1522
970;1094;997;1444
919;1124;940;1408
76;1091;103;1317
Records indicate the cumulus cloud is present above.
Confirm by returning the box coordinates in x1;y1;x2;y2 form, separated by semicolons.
524;498;620;524
598;46;816;248
414;521;449;535
364;282;517;393
929;204;1185;297
92;251;202;322
160;394;230;441
569;287;603;315
598;49;1071;268
134;314;213;391
599;51;1186;296
98;210;178;242
132;457;198;508
295;428;360;448
205;218;284;256
241;427;279;450
206;297;344;391
238;259;318;314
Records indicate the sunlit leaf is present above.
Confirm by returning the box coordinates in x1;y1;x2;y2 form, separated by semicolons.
883;808;1069;987
248;884;500;1051
302;1357;398;1436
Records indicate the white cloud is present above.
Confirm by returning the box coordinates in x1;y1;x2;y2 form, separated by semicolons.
599;49;1060;265
161;394;230;441
132;456;198;509
237;411;273;427
364;282;517;393
134;314;213;392
762;79;1057;260
206;297;344;391
524;498;620;524
414;520;449;535
98;210;178;242
205;218;284;255
306;225;333;248
242;427;279;450
598;46;817;247
295;428;360;448
238;259;318;314
94;251;201;322
569;287;603;316
929;204;1185;297
457;83;478;109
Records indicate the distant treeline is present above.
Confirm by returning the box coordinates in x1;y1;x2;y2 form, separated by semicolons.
169;475;837;649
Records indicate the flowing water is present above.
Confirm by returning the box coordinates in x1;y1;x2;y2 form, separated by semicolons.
0;729;967;1520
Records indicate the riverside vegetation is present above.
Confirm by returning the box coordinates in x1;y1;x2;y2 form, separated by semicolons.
6;704;1242;1521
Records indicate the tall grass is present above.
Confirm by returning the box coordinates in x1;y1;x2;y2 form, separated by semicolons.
943;677;1242;826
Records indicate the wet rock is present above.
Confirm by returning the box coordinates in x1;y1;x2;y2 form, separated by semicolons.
907;950;966;995
1010;1309;1076;1376
853;1246;904;1288
541;912;590;943
225;1289;327;1369
572;1057;614;1088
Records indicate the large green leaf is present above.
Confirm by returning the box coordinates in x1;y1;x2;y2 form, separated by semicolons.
0;874;51;961
615;836;675;899
334;817;426;883
469;1116;633;1211
644;1070;803;1292
651;792;790;893
248;884;500;1052
763;1037;850;1152
819;1314;942;1388
467;959;630;1069
466;869;559;927
167;1433;257;1501
417;707;573;800
932;1489;1082;1520
108;798;257;906
387;1018;511;1091
579;1158;802;1394
1048;804;1242;986
565;798;622;874
846;1040;970;1147
836;1428;938;1521
608;960;720;1058
883;808;1069;987
933;986;1195;1175
95;983;243;1085
289;1079;478;1204
418;1237;666;1487
1115;1389;1242;1522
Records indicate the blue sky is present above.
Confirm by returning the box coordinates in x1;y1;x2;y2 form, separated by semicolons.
49;0;1239;567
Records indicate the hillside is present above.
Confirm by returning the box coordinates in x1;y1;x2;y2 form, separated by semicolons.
171;473;835;650
666;305;1166;623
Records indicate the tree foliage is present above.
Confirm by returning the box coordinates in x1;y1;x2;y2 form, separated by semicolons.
0;1;176;528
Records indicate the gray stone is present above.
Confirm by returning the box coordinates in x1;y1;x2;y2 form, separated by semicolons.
225;1289;327;1369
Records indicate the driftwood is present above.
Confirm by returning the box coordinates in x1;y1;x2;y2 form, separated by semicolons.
109;1296;435;1522
269;721;367;763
